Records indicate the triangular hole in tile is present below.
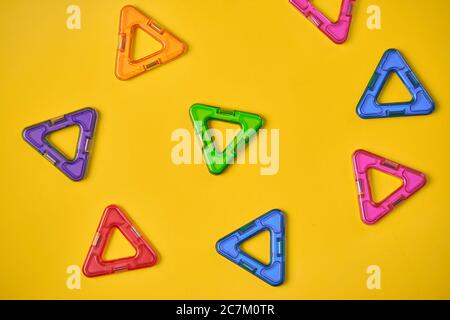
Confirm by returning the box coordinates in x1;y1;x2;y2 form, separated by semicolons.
46;125;80;161
207;120;242;153
377;72;413;104
312;0;343;22
102;227;137;261
368;168;403;203
240;230;271;265
132;27;163;61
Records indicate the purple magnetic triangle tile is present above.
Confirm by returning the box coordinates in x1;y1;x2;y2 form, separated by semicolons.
22;107;98;181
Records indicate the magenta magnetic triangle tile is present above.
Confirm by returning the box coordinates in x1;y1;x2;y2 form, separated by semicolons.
290;0;356;44
352;150;426;224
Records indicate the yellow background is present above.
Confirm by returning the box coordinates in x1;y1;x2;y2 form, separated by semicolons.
0;0;449;299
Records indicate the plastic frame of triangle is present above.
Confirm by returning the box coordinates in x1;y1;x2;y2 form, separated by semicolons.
352;149;427;225
82;205;158;277
356;49;435;119
115;5;187;80
189;103;263;175
22;107;98;181
216;209;285;286
289;0;356;44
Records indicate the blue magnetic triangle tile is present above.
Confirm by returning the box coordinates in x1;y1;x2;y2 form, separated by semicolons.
216;209;286;286
22;107;98;181
356;49;435;119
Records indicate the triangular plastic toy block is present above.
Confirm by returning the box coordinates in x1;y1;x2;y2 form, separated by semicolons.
115;5;187;80
352;150;426;225
216;209;285;286
82;205;158;277
189;103;263;175
22;107;98;181
356;49;435;119
290;0;356;44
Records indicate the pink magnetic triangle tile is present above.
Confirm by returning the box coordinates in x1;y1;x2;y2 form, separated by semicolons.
352;150;426;225
290;0;356;44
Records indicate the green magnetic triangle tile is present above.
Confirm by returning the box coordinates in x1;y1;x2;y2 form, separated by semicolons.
189;103;263;175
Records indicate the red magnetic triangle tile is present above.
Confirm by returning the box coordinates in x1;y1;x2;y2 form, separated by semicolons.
83;205;157;277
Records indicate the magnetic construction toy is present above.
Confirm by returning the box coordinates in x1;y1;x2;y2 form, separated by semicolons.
352;150;427;224
356;49;435;119
115;5;187;80
22;107;98;181
189;103;263;175
216;209;286;286
83;205;158;277
290;0;356;44
19;3;438;286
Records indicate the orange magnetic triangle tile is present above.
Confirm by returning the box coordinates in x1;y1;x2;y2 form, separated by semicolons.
115;5;187;80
